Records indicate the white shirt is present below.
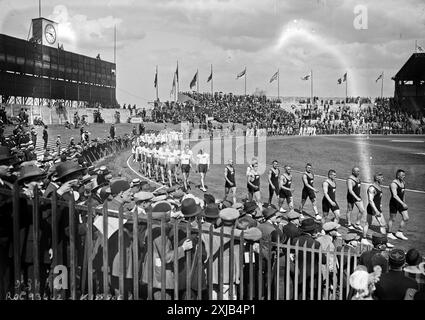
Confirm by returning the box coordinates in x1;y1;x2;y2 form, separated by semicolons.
197;153;210;165
181;150;193;165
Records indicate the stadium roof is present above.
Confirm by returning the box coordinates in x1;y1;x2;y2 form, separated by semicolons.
393;52;425;81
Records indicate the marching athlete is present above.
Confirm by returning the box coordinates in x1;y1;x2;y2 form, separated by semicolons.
166;143;178;187
387;169;409;241
268;160;280;205
224;159;237;205
246;157;258;202
322;169;340;223
279;164;294;212
158;142;167;184
136;141;143;172
366;173;393;247
196;148;210;192
180;144;193;191
299;163;320;220
247;161;262;210
145;144;153;178
345;167;367;233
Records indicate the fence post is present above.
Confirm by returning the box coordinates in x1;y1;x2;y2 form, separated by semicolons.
69;196;77;300
258;240;263;300
285;240;291;300
239;231;244;300
12;184;21;296
102;201;109;299
346;249;352;300
147;210;153;300
302;242;307;300
160;217;166;300
198;218;204;300
87;199;94;300
132;206;139;300
118;205;124;298
32;192;40;296
332;251;338;300
317;246;323;300
185;222;192;300
51;192;58;299
275;235;280;300
310;246;315;300
294;240;299;301
229;225;235;301
173;219;179;300
267;240;272;300
339;250;344;300
218;226;224;300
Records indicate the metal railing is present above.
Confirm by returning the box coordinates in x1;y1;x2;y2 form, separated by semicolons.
0;182;368;300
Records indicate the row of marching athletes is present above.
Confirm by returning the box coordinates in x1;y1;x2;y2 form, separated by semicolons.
224;158;409;248
131;132;210;192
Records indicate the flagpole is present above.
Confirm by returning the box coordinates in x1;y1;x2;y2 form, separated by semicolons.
211;64;213;95
155;65;158;101
345;72;348;103
114;24;117;106
277;69;280;102
177;60;179;96
381;72;384;100
244;67;247;96
415;40;417;53
310;69;313;105
197;69;199;94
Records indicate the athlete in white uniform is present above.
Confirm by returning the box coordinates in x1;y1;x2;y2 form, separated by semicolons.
180;145;193;191
196;149;210;192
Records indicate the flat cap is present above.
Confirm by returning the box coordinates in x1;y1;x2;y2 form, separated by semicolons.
134;191;154;202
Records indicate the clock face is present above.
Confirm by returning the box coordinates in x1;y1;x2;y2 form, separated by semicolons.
44;24;56;44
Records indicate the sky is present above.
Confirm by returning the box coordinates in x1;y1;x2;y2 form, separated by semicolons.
0;0;424;106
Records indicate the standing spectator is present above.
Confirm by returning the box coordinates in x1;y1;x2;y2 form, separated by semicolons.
30;127;37;146
374;248;418;300
403;248;425;291
358;233;389;273
55;135;61;154
110;124;116;139
42;125;48;149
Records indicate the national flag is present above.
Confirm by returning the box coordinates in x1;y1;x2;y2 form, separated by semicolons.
170;74;176;97
207;70;212;83
236;67;246;79
175;64;179;82
375;72;383;83
190;71;198;89
154;68;158;88
301;73;310;80
417;44;424;52
337;78;342;84
343;73;347;82
269;70;279;83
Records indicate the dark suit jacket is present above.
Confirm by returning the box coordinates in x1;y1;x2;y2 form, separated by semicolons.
282;222;302;243
292;233;326;280
374;270;418;300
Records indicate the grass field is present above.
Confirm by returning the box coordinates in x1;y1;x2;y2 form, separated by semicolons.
130;133;425;253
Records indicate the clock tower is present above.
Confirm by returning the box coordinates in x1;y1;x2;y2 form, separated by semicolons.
32;17;59;48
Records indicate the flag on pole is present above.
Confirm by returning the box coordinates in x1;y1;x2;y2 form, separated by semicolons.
269;70;279;83
343;72;347;82
301;73;310;80
154;68;158;88
337;78;342;84
207;70;212;83
190;71;198;89
170;74;176;97
236;67;246;79
417;44;424;52
375;72;384;82
175;63;179;82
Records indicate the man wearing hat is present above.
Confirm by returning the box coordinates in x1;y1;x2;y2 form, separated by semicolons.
202;207;241;300
374;248;418;300
359;233;390;273
293;218;327;298
282;210;302;242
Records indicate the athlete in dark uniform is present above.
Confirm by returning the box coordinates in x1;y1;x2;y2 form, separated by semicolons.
224;159;237;205
299;163;320;220
322;169;340;222
388;169;409;241
268;160;280;205
345;167;370;246
365;173;393;247
247;162;262;210
279;165;294;212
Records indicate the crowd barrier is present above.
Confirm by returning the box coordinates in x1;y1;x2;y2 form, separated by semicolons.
0;184;372;300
